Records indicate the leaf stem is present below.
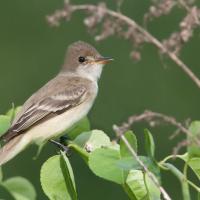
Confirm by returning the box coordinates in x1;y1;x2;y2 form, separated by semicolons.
163;163;191;200
160;158;200;194
159;155;176;164
187;179;200;193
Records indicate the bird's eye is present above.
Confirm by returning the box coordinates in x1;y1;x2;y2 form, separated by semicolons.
78;56;85;63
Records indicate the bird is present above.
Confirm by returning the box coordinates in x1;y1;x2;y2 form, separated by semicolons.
0;41;112;166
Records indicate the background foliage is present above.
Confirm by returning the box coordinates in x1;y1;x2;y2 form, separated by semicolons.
0;0;200;199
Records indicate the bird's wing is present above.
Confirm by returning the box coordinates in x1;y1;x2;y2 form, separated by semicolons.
3;83;87;141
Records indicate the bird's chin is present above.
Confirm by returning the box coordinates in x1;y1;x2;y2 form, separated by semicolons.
77;63;103;81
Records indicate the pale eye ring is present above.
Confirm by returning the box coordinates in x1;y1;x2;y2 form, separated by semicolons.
78;56;85;63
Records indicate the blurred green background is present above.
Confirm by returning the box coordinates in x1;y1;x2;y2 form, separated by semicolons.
0;0;200;199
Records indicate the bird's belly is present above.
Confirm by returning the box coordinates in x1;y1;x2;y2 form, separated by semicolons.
26;99;94;143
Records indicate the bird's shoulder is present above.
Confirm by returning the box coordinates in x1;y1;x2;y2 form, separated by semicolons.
29;75;92;102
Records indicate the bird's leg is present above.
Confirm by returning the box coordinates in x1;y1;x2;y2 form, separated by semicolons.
50;139;71;156
59;135;70;146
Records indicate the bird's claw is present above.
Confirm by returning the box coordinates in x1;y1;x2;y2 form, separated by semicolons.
50;139;71;156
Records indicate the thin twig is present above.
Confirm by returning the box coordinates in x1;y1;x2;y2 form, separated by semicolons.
173;139;191;155
113;125;172;200
115;110;191;136
67;4;200;89
114;109;200;153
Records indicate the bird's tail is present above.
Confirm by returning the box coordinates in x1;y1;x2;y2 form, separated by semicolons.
0;134;29;166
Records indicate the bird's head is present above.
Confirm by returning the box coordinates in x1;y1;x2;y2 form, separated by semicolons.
62;41;113;81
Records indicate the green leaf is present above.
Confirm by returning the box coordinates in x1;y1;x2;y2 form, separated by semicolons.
73;130;111;151
88;148;126;184
67;117;90;139
6;106;22;121
125;170;147;200
179;153;200;180
60;151;77;200
144;173;161;200
40;154;77;200
1;177;36;200
108;141;120;150
120;130;137;157
69;130;111;161
187;157;200;180
144;129;155;159
124;169;161;200
116;157;141;170
116;156;160;181
0;115;11;137
188;121;200;157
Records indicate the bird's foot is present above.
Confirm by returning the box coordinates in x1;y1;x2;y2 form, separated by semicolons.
50;139;71;156
59;135;70;146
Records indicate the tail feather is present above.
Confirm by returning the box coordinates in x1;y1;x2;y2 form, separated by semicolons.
0;134;29;166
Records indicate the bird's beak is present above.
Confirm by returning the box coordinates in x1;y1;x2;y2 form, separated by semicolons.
94;57;113;64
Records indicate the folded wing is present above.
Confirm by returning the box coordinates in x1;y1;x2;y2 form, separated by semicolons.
2;85;87;142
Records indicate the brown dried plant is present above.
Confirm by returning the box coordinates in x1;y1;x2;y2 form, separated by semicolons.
47;0;200;89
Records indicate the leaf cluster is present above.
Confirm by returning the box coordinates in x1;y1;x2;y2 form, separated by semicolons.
0;107;200;200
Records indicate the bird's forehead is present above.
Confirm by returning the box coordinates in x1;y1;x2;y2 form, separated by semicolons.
68;41;100;57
